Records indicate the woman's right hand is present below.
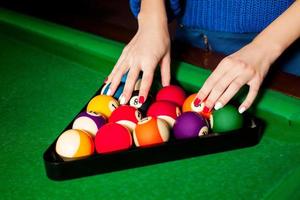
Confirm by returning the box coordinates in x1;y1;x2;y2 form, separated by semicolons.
106;0;171;105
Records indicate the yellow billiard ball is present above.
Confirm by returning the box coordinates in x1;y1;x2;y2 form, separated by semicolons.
87;95;119;118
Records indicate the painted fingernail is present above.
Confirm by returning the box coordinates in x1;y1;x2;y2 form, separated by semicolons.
193;98;201;107
103;77;108;83
106;89;112;96
138;96;145;104
203;106;210;113
119;95;126;105
239;106;246;114
214;102;223;110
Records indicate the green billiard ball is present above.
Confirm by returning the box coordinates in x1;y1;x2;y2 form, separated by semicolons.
211;104;244;133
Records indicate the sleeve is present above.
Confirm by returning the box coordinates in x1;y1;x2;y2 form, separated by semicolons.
129;0;182;21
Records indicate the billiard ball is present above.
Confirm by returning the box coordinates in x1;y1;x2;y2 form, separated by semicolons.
147;101;181;127
211;104;244;133
127;90;153;115
133;116;170;147
55;129;94;160
87;95;119;118
173;112;209;139
72;112;106;137
182;93;212;119
109;105;142;131
100;82;124;99
95;123;132;154
156;85;186;107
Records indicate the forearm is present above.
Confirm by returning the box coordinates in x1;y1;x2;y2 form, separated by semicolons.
252;1;300;64
138;0;168;28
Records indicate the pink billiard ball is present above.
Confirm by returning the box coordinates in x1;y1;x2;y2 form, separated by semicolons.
156;85;186;107
147;101;181;127
109;105;142;131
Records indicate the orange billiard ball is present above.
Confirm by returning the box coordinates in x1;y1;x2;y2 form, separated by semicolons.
182;93;212;117
55;129;94;161
133;116;170;147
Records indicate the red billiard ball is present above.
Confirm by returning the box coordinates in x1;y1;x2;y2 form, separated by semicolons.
147;101;181;127
156;85;186;107
95;123;132;154
109;105;142;131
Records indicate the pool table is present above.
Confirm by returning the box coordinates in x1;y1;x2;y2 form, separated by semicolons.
1;8;300;200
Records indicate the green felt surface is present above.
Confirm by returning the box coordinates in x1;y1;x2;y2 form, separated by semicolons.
1;9;300;200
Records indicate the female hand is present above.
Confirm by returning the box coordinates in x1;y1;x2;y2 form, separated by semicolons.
194;1;300;113
106;11;170;105
194;41;276;114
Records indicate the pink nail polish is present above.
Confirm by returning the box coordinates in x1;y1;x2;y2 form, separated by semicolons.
138;96;145;104
193;98;201;107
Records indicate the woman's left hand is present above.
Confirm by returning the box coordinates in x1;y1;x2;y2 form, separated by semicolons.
194;0;300;114
194;41;275;114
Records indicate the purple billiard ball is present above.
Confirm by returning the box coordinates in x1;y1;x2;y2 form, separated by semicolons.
173;112;209;139
72;111;106;137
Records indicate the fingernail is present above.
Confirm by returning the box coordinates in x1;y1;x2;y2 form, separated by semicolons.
193;98;201;107
119;95;126;105
103;77;108;83
203;106;210;113
106;89;112;96
239;106;246;114
138;96;145;104
214;102;223;110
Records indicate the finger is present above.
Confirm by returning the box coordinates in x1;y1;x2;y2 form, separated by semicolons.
138;69;155;104
107;35;139;83
214;77;247;110
108;64;128;96
194;58;232;106
107;51;128;83
238;80;260;114
160;52;171;87
205;63;251;110
205;70;238;110
119;66;140;104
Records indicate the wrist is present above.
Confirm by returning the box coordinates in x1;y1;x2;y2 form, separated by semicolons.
251;36;284;65
137;11;169;42
137;12;168;28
